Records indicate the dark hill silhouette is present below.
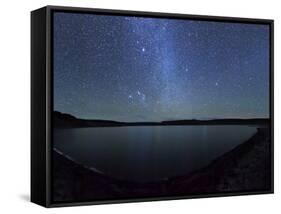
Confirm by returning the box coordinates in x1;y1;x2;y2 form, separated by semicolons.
53;111;270;128
53;111;124;128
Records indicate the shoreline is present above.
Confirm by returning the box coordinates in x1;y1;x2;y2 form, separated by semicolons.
52;127;271;202
168;127;271;194
54;111;270;128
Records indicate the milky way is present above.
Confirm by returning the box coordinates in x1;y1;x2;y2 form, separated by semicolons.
53;12;270;122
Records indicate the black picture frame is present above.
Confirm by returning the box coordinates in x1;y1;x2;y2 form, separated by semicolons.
31;5;274;208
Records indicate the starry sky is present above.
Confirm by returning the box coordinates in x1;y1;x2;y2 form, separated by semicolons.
53;12;270;122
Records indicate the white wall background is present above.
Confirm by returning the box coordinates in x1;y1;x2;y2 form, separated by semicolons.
0;0;279;212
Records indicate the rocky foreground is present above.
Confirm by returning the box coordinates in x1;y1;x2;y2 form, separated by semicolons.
52;127;271;203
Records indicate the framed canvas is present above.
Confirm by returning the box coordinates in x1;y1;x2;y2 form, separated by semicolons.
31;5;274;207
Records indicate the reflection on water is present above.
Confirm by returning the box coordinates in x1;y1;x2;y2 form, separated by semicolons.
53;125;256;181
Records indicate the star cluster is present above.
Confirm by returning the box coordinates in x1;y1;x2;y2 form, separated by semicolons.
53;12;270;122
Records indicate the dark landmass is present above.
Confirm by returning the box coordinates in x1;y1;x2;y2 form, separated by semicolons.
168;127;271;195
53;111;270;128
52;127;271;203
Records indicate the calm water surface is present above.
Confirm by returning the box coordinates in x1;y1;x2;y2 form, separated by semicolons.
54;125;256;181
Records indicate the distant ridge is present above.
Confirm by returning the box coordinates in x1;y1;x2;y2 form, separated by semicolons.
53;111;124;128
53;111;270;128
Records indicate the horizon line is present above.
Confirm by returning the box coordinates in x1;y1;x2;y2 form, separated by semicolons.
53;110;270;123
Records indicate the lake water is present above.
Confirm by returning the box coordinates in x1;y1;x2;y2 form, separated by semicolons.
53;125;256;182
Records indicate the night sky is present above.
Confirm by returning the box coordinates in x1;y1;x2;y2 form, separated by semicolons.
53;12;270;122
